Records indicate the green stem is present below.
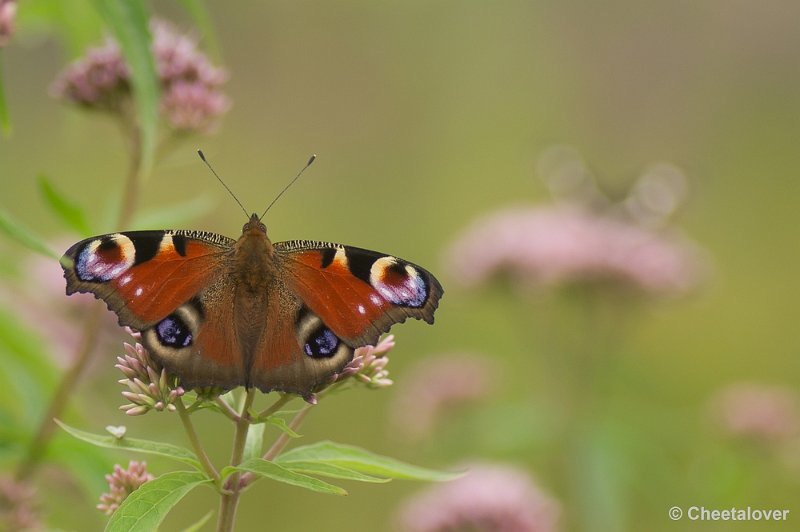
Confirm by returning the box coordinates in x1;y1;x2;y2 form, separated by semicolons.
15;306;103;480
255;394;291;420
216;388;256;532
16;126;145;481
175;398;220;483
214;396;241;422
238;402;313;490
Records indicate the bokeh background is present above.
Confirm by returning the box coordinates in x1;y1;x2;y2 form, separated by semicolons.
1;1;800;530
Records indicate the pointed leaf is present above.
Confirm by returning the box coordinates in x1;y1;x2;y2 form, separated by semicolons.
256;415;301;438
92;0;159;175
56;420;202;470
38;175;91;234
179;510;213;532
283;461;391;484
243;423;265;462
0;208;58;259
222;458;346;496
105;471;211;532
276;441;461;482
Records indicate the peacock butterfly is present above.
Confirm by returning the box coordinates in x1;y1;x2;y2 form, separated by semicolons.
61;158;443;396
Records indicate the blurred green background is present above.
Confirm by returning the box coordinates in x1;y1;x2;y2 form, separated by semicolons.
1;1;799;530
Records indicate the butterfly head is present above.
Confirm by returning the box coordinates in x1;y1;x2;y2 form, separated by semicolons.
243;213;267;235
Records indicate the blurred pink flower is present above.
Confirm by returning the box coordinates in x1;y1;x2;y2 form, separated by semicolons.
709;382;800;442
52;18;229;133
0;0;17;47
97;461;154;515
0;476;40;531
50;38;128;111
398;462;559;532
445;204;705;296
392;354;494;441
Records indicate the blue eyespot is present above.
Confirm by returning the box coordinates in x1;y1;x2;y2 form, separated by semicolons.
156;315;193;348
304;326;339;358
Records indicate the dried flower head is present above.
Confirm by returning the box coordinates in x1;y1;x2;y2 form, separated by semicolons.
398;462;560;532
116;340;185;416
392;354;494;441
51;18;229;133
0;476;40;531
97;461;154;515
0;0;17;47
446;204;705;296
709;382;800;443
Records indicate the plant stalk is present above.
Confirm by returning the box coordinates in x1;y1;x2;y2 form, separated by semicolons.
216;388;256;532
17;126;144;480
175;398;220;483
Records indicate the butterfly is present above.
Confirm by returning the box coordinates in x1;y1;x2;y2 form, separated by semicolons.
61;212;443;396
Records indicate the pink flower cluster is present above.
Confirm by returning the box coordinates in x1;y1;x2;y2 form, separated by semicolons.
0;0;17;47
116;336;185;416
52;19;229;132
398;462;560;532
97;461;154;515
392;354;494;441
446;204;704;296
710;382;800;443
0;476;39;531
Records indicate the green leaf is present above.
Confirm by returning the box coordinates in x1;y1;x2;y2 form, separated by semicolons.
222;458;347;496
38;175;91;235
56;420;203;470
243;423;265;462
0;53;10;136
131;195;216;228
0;208;58;259
92;0;159;175
179;510;213;532
17;0;104;56
283;461;391;484
276;441;461;482
106;471;211;532
256;415;301;438
49;433;116;495
0;307;59;421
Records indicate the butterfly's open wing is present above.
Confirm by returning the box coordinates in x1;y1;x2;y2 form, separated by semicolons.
246;240;443;394
62;230;246;389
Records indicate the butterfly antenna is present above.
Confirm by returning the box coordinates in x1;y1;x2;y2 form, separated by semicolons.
197;150;249;218
260;154;317;220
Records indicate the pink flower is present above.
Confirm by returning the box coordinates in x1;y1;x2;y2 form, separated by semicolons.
52;18;229;133
161;80;230;133
116;339;185;416
709;382;800;442
391;354;494;441
97;461;154;515
0;476;40;531
0;0;17;47
445;204;705;296
398;462;560;532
